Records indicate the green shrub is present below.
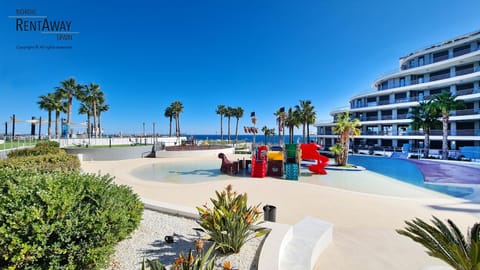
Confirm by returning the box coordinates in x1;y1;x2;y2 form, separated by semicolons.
0;169;144;269
196;184;267;254
0;152;80;173
7;144;63;158
36;140;60;148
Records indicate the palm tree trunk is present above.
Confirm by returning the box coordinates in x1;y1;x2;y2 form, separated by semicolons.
169;117;172;137
220;115;223;142
302;123;306;143
442;114;449;160
67;96;72;138
55;111;60;139
235;118;239;144
47;110;52;139
227;117;231;143
424;129;430;158
307;124;310;143
93;101;97;138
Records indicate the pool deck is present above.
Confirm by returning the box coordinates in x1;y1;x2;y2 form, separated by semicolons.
407;159;480;185
82;155;480;270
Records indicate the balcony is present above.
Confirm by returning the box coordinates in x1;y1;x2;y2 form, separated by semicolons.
456;88;474;96
456;67;474;76
454;108;479;116
429;72;450;81
381;115;393;120
453;47;471;57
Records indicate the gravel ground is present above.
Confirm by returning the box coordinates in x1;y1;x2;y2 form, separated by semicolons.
109;209;266;270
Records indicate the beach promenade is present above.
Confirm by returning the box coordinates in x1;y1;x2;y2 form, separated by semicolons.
82;156;480;270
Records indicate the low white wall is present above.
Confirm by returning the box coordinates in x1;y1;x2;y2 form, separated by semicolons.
54;136;186;147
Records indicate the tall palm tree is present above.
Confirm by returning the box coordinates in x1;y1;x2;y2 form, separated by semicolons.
295;100;316;143
274;107;286;145
397;216;480;270
224;106;234;143
164;106;174;137
284;107;301;144
37;93;57;139
96;102;109;138
55;77;83;138
233;107;244;144
78;103;92;138
170;101;184;137
216;105;226;142
82;83;104;138
432;91;465;160
332;111;361;166
51;93;67;139
409;100;441;158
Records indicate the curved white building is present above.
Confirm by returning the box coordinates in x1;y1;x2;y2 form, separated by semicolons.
316;30;480;154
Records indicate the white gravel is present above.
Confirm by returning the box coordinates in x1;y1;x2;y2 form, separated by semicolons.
109;209;266;270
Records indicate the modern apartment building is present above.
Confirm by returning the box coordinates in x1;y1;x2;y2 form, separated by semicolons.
316;30;480;152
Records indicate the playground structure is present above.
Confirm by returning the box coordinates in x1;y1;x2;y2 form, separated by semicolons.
218;143;329;180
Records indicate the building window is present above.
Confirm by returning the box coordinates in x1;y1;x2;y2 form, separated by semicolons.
418;56;424;66
453;44;471;57
430;69;450;81
455;63;474;76
433;50;449;62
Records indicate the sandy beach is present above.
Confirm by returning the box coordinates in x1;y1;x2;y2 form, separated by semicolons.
82;156;480;270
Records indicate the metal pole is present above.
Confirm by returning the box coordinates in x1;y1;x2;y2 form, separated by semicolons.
38;117;42;141
12;114;15;138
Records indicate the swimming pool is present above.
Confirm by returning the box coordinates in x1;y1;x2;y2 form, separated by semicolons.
131;160;239;184
347;155;477;199
130;155;478;199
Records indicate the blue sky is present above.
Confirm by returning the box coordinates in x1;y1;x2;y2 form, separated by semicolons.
1;0;479;136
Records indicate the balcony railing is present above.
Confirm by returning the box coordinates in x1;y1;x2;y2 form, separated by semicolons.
378;100;390;105
397;113;409;119
454;108;479;116
456;67;474;76
407;129;480;136
456;88;474;96
453;47;471;57
381;115;393;120
430;73;450;81
433;54;449;63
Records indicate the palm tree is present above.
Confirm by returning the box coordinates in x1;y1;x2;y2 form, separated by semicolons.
432;91;465;160
164;106;174;137
233;107;244;145
82;83;104;138
96;102;109;138
332;111;361;166
295;100;316;143
37;93;57;139
51;93;67;139
55;78;83;137
409;100;441;158
78;102;92;138
224;106;234;143
284;107;301;144
216;105;226;142
397;216;480;270
274;107;286;145
170;101;184;137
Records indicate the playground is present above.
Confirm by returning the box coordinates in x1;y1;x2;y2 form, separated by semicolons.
218;143;330;180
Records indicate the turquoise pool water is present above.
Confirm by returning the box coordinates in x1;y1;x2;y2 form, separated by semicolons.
131;156;478;199
348;155;477;199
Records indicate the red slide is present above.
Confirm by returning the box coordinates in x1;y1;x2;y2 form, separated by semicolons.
300;143;329;175
251;145;268;178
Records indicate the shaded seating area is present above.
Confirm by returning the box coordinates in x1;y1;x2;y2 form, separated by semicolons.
218;153;239;175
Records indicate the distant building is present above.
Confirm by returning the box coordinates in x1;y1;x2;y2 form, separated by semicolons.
316;30;480;152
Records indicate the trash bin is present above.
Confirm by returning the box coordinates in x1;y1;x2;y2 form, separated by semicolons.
263;204;277;222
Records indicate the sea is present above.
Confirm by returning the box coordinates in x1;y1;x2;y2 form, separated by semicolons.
186;134;312;145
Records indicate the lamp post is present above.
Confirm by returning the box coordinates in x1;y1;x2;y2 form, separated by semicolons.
143;122;146;145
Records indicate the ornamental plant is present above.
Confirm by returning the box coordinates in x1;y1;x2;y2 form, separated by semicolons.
142;241;216;270
196;184;267;254
0;168;143;269
396;216;480;270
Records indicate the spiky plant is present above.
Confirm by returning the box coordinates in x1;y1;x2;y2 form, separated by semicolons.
396;216;480;270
